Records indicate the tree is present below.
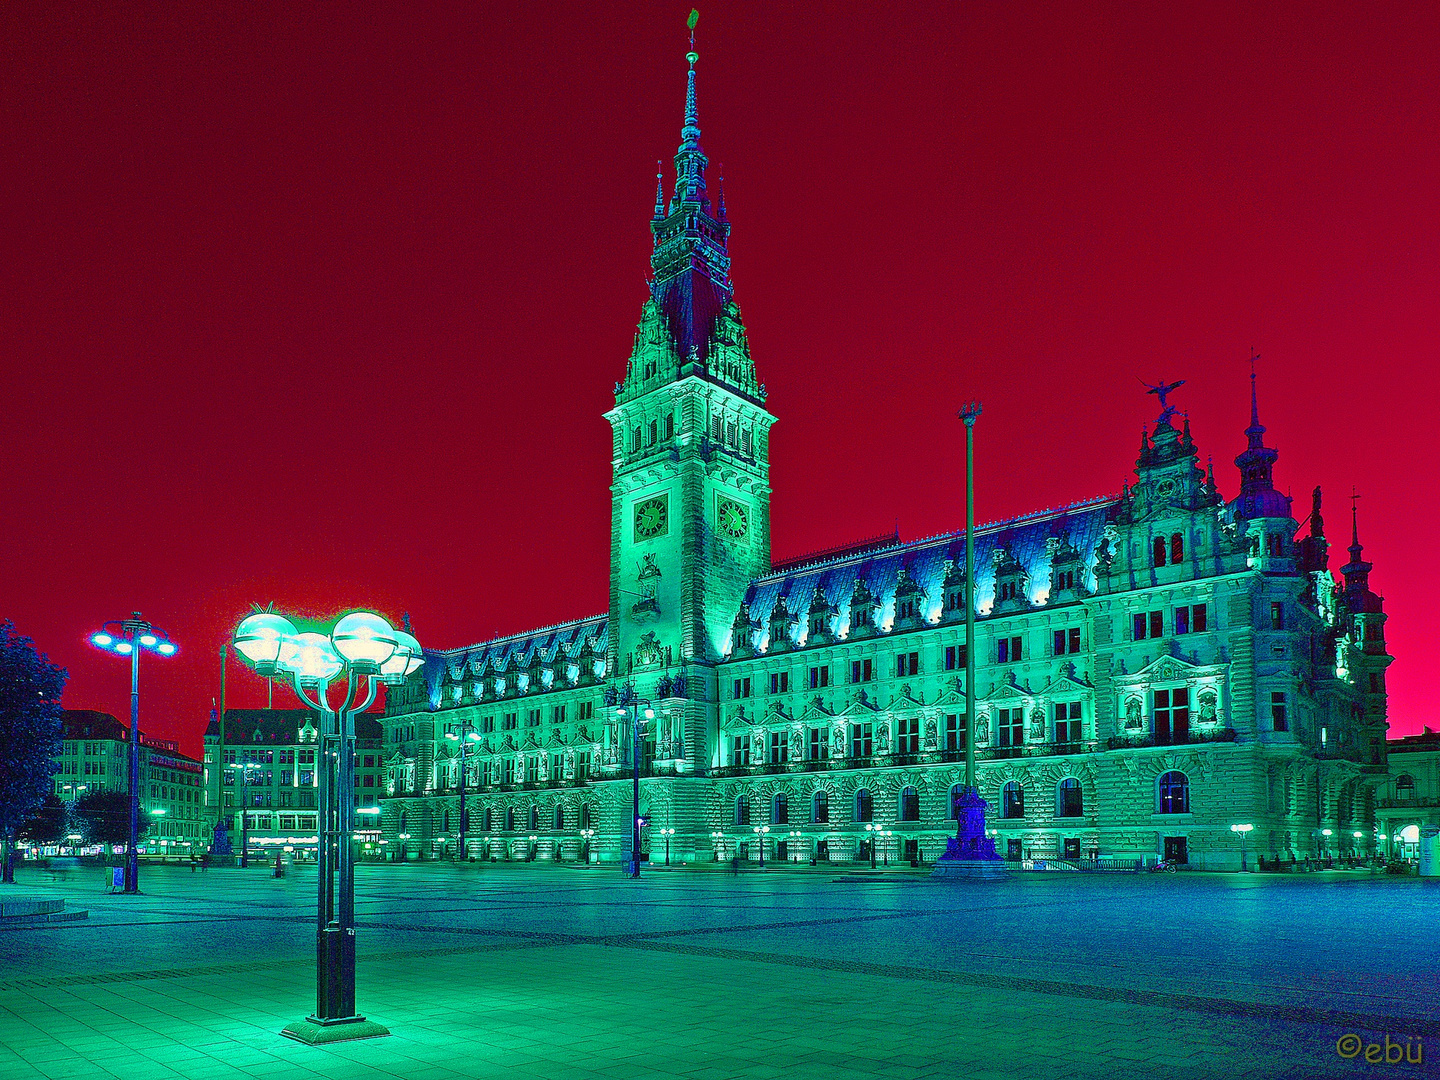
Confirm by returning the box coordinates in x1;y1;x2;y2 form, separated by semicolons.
0;622;66;882
17;795;70;847
73;790;151;847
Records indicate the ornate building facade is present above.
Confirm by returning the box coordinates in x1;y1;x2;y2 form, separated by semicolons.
378;49;1393;871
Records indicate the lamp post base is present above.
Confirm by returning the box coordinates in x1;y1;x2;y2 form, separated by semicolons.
281;1016;391;1045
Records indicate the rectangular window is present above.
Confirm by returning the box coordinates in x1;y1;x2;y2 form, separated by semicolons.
733;735;750;766
1270;602;1285;630
549;752;563;777
808;727;829;760
1052;627;1081;655
503;712;518;730
770;730;788;764
1132;612;1146;640
1053;701;1082;744
503;758;516;784
482;716;495;733
526;709;541;727
1174;606;1189;635
1149;611;1164;639
851;658;873;683
808;666;830;690
944;713;967;751
850;723;873;758
525;756;539;783
733;677;753;699
1271;691;1288;732
574;751;590;780
1154;688;1190;746
896;652;919;677
997;708;1024;748
997;636;1023;664
578;701;593;721
552;705;567;723
897;717;919;754
768;671;789;695
943;644;968;671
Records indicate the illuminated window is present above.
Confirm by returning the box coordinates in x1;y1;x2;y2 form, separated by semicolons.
1158;771;1189;814
1171;533;1184;563
553;805;564;830
850;658;874;683
1396;775;1416;803
1002;782;1024;819
849;723;873;758
1053;701;1082;744
997;708;1023;749
769;730;788;764
808;727;829;760
1053;627;1081;655
854;789;873;823
944;713;966;751
896;651;919;677
812;789;829;823
735;796;750;826
897;717;919;755
773;792;788;824
808;666;829;689
732;735;750;766
1153;537;1167;566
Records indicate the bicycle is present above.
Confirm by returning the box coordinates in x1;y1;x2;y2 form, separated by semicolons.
1149;859;1178;873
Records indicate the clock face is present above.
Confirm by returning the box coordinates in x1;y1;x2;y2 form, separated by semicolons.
717;496;749;541
633;495;668;542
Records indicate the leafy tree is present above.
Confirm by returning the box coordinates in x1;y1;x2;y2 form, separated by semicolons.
17;795;70;847
73;790;151;847
0;622;66;882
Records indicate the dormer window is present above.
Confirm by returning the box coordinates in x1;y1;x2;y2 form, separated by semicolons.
897;598;917;620
999;582;1017;602
644;358;657;379
1055;570;1075;591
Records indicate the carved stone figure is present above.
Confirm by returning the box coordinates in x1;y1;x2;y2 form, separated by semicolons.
1198;688;1218;726
1029;707;1046;740
975;714;991;746
923;717;938;750
1124;697;1144;730
634;631;663;669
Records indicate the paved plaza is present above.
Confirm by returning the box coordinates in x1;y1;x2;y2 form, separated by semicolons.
0;863;1436;1080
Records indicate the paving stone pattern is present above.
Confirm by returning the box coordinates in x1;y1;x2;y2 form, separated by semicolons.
0;864;1435;1080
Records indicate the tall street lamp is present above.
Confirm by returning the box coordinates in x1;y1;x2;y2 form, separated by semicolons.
607;684;653;879
444;722;480;860
752;824;770;866
659;827;675;866
236;761;261;868
90;614;177;894
865;822;881;869
233;609;422;1045
710;830;723;862
1230;823;1254;872
580;828;595;864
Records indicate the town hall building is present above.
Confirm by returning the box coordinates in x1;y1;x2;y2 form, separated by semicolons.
377;46;1393;871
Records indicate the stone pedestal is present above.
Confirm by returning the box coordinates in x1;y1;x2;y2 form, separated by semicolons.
933;787;1005;881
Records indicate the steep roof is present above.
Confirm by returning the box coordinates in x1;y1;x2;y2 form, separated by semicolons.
734;497;1115;654
203;708;381;742
61;709;128;741
419;613;609;708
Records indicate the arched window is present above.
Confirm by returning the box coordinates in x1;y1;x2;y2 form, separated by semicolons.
899;787;919;822
1170;532;1184;563
855;789;873;823
665;413;674;440
529;805;539;831
1002;781;1025;819
483;807;493;831
1153;537;1167;567
1057;777;1083;818
648;420;657;447
735;795;750;826
505;807;516;831
632;426;641;453
948;783;964;820
773;792;788;824
812;789;829;824
1158;771;1190;814
580;803;592;829
553;804;564;830
442;809;450;832
1396;775;1416;803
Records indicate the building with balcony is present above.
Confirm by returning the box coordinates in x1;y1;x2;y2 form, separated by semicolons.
1375;729;1440;861
376;43;1394;871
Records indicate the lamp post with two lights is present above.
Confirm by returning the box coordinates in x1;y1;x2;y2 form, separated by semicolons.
444;722;480;860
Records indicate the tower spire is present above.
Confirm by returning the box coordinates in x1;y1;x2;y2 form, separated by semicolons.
674;10;708;208
653;162;665;221
1231;350;1289;519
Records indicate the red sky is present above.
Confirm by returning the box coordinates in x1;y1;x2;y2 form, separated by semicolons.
3;3;1436;757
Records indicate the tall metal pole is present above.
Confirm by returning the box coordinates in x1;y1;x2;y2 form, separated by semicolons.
126;643;141;893
961;403;982;794
630;705;642;879
457;731;467;860
240;764;250;868
216;645;227;825
337;690;357;1019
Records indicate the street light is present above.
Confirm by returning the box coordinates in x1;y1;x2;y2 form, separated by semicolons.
234;761;262;868
710;831;723;862
607;684;653;879
580;828;595;864
752;824;770;867
444;723;481;860
1230;823;1254;872
232;608;422;1045
788;830;802;863
89;613;177;894
865;822;881;869
659;827;676;866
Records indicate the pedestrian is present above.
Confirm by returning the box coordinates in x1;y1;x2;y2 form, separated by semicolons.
731;854;739;876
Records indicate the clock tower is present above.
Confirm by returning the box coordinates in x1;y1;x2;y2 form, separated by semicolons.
604;45;775;728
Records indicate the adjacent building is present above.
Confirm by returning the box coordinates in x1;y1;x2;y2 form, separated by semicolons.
377;46;1394;870
1376;729;1440;861
203;708;384;860
53;710;208;850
